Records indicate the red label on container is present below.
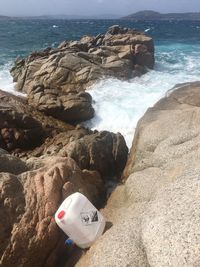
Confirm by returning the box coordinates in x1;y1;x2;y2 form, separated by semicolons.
58;210;65;219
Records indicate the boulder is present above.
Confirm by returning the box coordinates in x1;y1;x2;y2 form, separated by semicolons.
10;25;154;123
0;152;28;174
0;90;73;152
28;87;94;123
75;82;200;267
0;90;45;151
28;128;128;178
0;155;104;267
0;89;128;181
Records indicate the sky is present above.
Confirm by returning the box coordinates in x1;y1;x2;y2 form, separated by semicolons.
1;0;200;16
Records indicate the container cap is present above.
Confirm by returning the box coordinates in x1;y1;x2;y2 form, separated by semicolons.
57;210;65;219
65;239;73;245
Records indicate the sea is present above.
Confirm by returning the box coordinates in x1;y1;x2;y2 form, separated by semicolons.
1;19;200;147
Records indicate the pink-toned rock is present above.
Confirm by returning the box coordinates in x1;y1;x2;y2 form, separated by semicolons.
0;155;104;267
28;129;128;178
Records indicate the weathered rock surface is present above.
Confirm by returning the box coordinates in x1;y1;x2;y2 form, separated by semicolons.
29;129;128;178
0;90;44;151
0;155;104;267
0;90;74;152
28;87;94;123
0;90;128;267
0;89;128;180
10;25;154;123
75;82;200;267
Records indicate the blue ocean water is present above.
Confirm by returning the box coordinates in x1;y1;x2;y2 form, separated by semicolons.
0;19;200;146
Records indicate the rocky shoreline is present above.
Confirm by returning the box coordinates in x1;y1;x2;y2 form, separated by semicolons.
0;25;153;267
2;26;199;267
76;82;200;267
10;25;154;123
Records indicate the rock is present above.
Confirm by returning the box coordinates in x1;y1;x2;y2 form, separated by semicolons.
0;155;104;267
106;25;129;35
28;87;94;123
123;81;200;177
10;25;154;123
0;153;28;174
0;90;74;152
0;90;45;151
27;128;128;179
62;130;128;177
75;82;200;267
0;89;128;181
135;44;154;69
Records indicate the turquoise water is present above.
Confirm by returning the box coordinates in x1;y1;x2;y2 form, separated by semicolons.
1;19;200;63
0;19;200;146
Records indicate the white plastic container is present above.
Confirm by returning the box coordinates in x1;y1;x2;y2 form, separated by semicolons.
55;192;106;249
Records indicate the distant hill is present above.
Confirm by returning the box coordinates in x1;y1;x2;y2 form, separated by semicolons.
122;10;200;20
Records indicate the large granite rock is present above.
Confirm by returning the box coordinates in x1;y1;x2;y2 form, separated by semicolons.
0;89;128;181
0;155;104;267
10;25;154;123
29;128;128;178
0;90;73;152
0;90;45;151
75;82;200;267
0;90;128;267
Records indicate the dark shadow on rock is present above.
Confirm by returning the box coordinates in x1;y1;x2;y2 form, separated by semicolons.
104;221;113;233
61;245;85;267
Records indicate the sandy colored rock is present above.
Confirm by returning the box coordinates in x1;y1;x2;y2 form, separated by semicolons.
75;82;200;267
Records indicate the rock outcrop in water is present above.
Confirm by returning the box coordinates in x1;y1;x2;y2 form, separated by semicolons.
10;25;154;123
75;82;200;267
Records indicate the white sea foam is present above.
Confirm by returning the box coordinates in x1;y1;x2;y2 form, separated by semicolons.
144;28;151;32
1;46;200;148
0;63;26;96
85;49;200;148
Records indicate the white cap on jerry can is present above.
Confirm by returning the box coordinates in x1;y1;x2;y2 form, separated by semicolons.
55;192;106;249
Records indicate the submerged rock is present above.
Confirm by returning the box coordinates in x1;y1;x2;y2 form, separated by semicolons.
10;25;154;123
75;82;200;267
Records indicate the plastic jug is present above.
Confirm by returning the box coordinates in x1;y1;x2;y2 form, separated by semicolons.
55;192;106;249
